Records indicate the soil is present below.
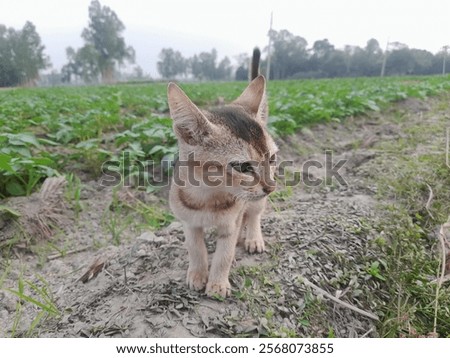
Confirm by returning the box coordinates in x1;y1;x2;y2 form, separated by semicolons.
0;95;447;337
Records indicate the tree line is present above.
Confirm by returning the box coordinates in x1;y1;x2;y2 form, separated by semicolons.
265;30;447;79
0;0;136;87
0;0;448;87
157;48;233;80
158;31;448;81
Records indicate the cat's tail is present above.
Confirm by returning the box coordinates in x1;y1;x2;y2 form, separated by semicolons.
251;47;261;81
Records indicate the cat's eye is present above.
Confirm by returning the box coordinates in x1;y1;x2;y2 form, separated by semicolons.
269;154;277;165
230;161;254;174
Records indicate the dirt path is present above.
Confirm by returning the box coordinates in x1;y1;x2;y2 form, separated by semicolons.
1;94;448;337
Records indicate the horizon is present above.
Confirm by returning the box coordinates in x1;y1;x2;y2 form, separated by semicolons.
3;0;450;77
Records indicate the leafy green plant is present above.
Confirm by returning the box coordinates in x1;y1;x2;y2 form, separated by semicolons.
6;273;60;337
124;198;174;229
74;138;112;177
0;132;58;197
1;76;449;200
366;260;386;281
102;194;131;245
65;173;83;217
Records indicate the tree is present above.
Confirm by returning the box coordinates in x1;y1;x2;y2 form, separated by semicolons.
235;66;248;81
189;54;202;80
188;49;231;80
350;47;371;76
432;49;449;74
63;0;135;84
343;45;356;74
386;44;414;75
132;66;145;80
76;45;101;82
0;25;19;86
61;45;100;83
348;39;383;77
309;39;335;75
366;39;381;55
61;47;80;83
0;22;49;87
268;29;309;79
14;21;50;85
322;50;348;77
410;49;434;75
234;53;250;80
363;39;383;76
216;57;232;80
312;39;334;59
197;49;218;80
157;48;186;79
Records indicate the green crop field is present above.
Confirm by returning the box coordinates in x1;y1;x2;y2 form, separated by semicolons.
1;76;450;338
1;76;449;198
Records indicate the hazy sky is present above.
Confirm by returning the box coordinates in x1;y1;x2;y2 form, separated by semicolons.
2;0;449;77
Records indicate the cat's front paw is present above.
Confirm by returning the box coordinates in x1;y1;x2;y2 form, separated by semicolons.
245;237;265;254
186;269;208;291
205;280;231;298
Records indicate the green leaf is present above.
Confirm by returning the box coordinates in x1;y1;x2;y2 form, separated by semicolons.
18;278;24;296
0;153;14;173
148;145;167;155
38;138;60;146
6;181;26;196
366;100;380;111
244;277;252;288
76;138;99;149
299;319;310;327
31;157;55;167
7;133;40;147
7;289;59;315
12;146;32;157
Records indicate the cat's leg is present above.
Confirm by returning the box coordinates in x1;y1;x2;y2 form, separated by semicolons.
237;213;247;246
206;215;243;297
244;198;266;254
184;225;209;291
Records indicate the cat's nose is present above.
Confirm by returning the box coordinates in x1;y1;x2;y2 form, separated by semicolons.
263;186;275;195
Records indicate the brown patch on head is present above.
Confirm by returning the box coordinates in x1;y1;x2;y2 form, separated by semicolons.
208;106;269;156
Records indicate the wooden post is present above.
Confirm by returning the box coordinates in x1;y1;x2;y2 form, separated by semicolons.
266;11;273;80
443;45;449;75
380;39;390;77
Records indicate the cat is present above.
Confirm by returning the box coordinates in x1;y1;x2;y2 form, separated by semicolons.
167;49;278;297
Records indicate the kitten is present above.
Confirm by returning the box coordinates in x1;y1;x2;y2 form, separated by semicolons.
167;50;278;297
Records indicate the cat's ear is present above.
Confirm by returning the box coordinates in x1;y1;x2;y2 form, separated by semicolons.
233;75;268;123
167;83;216;145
